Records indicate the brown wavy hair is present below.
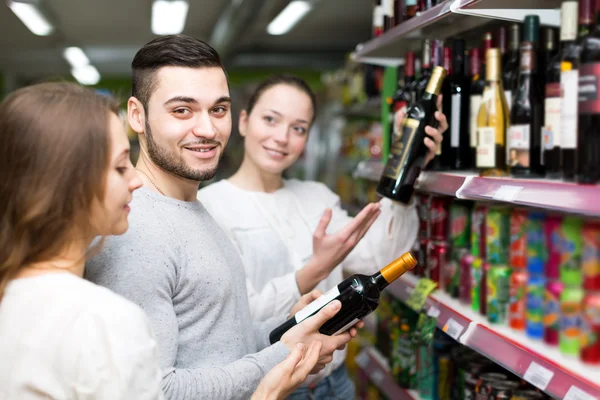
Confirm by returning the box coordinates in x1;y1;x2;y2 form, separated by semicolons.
0;82;119;298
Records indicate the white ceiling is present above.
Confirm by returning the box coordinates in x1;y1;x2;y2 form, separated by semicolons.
0;0;372;80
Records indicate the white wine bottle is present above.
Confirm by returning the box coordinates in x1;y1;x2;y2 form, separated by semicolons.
269;252;417;343
476;48;509;177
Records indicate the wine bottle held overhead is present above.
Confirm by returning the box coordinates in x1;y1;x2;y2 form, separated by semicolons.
469;48;485;166
503;24;521;112
577;0;600;184
507;15;545;177
269;253;418;344
563;0;593;180
476;48;509;176
545;1;578;178
377;66;447;204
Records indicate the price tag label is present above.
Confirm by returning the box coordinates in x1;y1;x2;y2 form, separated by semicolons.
405;278;438;313
442;318;464;340
523;362;554;391
355;351;369;369
564;386;596;400
427;306;441;318
493;185;523;202
370;369;384;385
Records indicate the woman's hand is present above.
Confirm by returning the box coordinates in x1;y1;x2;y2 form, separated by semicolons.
251;341;322;400
296;203;381;294
394;94;448;166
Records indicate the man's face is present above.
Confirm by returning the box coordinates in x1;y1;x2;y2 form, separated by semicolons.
143;66;231;181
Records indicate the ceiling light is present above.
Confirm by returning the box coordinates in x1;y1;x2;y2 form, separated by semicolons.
8;0;54;36
267;1;312;36
63;47;90;69
71;65;101;86
152;0;189;35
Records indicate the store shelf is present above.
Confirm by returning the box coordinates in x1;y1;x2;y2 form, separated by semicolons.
352;0;561;60
355;346;421;400
353;160;600;217
387;273;600;400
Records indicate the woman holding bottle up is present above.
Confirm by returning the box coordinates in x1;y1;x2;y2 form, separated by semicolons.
197;74;447;399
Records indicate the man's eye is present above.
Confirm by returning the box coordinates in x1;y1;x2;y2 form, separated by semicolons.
173;108;191;115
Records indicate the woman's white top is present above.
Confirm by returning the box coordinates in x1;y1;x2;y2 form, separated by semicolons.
197;179;418;383
0;273;163;400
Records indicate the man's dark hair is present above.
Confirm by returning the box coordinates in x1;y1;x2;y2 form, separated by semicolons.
131;34;226;111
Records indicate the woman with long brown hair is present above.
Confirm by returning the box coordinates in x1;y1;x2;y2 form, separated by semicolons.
0;82;161;399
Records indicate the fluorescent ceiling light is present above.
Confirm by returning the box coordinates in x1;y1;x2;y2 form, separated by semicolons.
8;1;54;36
63;47;90;69
152;0;189;35
71;65;101;86
267;1;312;35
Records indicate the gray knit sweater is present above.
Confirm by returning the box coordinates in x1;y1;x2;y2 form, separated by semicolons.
86;187;289;400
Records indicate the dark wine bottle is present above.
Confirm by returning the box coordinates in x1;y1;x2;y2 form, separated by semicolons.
469;48;486;168
392;51;416;113
394;0;404;25
544;1;578;178
577;0;600;184
377;66;447;203
416;40;433;102
383;0;395;32
448;39;472;170
503;24;521;112
269;252;418;343
440;46;453;170
508;15;545;177
564;0;594;180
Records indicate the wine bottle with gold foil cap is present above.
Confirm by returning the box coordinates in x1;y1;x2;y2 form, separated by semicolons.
476;48;509;176
376;66;447;204
269;252;418;343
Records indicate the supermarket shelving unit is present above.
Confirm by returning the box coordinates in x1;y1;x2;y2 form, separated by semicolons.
354;160;600;218
351;0;600;398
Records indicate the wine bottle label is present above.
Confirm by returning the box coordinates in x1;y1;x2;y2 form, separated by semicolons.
476;127;496;168
332;318;361;336
451;93;461;148
294;286;340;323
561;69;579;149
543;83;561;150
469;95;483;148
579;63;600;114
507;125;531;168
504;90;512;113
383;118;420;179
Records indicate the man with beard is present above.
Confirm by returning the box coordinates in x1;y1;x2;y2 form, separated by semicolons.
86;35;377;400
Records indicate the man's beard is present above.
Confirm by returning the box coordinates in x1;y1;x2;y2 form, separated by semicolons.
145;120;221;182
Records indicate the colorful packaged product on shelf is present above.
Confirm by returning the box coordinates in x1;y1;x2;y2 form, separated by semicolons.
509;270;528;331
558;216;584;287
486;207;510;265
390;302;418;389
582;222;600;290
526;275;546;340
543;280;564;347
430;196;450;241
487;265;512;325
446;248;468;298
526;212;546;275
460;254;475;305
581;291;600;364
471;205;488;260
427;241;449;286
450;201;472;248
510;209;528;269
559;287;584;357
471;258;483;314
543;216;562;279
417;343;435;400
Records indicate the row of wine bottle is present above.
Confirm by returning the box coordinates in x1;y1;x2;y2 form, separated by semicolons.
387;0;600;185
372;0;443;37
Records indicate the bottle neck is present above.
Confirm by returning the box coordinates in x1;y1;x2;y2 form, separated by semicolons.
520;42;536;73
371;253;416;290
371;272;390;291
